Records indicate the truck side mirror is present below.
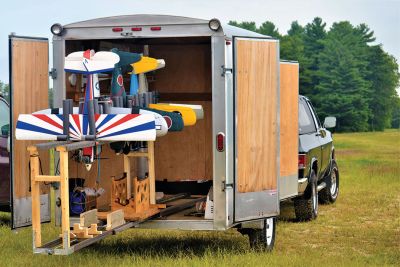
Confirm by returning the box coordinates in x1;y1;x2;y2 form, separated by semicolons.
1;124;9;136
324;117;336;128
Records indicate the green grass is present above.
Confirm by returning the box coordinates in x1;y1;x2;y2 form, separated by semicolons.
1;130;399;266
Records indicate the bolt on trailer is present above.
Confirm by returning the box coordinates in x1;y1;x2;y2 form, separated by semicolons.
9;15;298;254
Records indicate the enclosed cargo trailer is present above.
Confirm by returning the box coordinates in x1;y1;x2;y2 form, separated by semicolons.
9;15;299;254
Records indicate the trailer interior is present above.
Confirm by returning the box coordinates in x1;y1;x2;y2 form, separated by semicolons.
64;36;214;222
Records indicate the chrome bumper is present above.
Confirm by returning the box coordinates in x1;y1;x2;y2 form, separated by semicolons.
298;177;308;194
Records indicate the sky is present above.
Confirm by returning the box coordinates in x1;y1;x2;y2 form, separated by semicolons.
0;0;399;83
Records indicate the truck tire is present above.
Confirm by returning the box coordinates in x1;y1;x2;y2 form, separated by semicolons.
294;170;318;221
319;160;339;204
248;217;276;252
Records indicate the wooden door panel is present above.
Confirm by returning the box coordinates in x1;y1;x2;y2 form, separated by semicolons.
10;36;50;228
236;39;278;193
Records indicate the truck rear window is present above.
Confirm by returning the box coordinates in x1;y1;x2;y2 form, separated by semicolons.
299;99;316;134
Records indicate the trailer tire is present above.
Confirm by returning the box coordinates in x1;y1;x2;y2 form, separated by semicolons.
294;170;318;221
319;160;339;204
248;217;276;252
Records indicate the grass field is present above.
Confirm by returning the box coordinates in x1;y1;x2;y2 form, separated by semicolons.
0;130;399;266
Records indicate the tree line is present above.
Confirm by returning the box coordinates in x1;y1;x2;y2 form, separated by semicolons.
230;18;400;131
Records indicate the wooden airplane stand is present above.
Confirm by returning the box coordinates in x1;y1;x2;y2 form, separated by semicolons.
110;176;160;221
28;143;72;253
104;141;161;221
27;141;160;255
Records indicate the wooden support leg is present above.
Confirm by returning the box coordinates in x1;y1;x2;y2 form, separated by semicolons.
124;154;131;199
58;147;70;249
147;141;156;205
28;146;41;248
133;177;150;213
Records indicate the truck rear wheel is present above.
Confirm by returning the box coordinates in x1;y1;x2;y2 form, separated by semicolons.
294;170;318;221
319;160;339;204
248;217;276;251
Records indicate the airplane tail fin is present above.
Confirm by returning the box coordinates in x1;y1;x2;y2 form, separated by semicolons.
64;51;120;74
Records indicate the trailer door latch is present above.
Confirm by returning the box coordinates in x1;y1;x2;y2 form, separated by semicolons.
221;65;232;76
49;68;57;79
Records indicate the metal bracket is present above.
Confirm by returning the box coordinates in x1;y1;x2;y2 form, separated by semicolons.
222;181;233;192
221;65;232;77
51;182;60;190
49;68;57;79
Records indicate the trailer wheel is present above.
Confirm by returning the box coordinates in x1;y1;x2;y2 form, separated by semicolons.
319;160;339;204
294;170;318;221
248;217;276;252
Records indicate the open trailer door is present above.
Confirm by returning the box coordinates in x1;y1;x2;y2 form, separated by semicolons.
9;35;51;229
233;37;280;222
279;61;299;200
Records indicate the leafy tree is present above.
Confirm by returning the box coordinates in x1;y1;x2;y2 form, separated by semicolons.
228;21;257;32
302;17;327;97
287;21;304;36
366;46;400;130
355;23;376;43
316;21;372;131
391;97;400;129
228;20;281;38
280;21;313;96
229;18;400;132
258;21;281;38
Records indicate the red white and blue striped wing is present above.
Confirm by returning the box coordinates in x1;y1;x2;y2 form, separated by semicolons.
16;114;156;141
95;114;156;141
16;114;64;140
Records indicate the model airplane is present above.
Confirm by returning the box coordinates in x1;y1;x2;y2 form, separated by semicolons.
110;48;165;97
16;50;157;169
130;56;165;95
149;103;198;126
15;48;204;168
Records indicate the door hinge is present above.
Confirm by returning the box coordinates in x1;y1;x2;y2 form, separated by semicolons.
49;68;57;79
221;65;232;77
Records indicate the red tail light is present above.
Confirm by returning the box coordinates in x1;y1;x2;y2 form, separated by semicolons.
112;27;123;32
131;27;142;31
216;133;225;152
298;154;307;169
150;26;162;31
